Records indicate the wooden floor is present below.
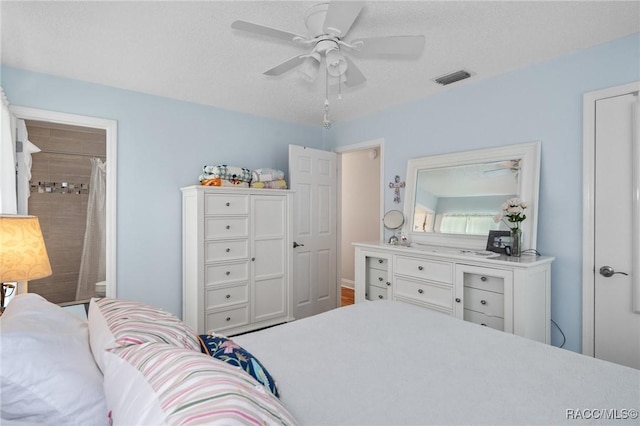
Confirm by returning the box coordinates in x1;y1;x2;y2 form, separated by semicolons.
341;286;354;307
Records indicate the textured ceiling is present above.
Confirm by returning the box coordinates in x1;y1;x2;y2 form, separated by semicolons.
1;1;638;127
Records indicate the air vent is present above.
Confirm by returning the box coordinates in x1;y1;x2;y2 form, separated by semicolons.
434;70;471;86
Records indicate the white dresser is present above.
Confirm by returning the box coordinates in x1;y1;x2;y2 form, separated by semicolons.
181;186;294;335
354;242;554;343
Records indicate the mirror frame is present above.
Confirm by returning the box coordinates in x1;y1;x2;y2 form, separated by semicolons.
402;141;541;251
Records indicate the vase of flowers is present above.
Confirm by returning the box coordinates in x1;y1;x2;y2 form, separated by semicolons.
494;198;527;256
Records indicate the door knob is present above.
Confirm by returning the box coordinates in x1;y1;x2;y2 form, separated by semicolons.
293;241;305;248
599;266;629;277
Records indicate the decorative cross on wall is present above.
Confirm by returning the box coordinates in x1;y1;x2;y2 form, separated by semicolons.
389;175;406;204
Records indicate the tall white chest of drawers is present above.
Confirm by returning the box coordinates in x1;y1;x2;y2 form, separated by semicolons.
181;186;294;335
354;242;554;344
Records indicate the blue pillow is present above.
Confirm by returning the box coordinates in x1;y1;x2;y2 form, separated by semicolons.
198;334;279;398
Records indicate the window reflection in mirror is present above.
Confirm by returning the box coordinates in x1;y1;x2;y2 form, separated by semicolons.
413;161;519;235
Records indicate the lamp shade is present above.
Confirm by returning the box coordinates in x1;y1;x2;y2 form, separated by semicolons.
0;215;52;282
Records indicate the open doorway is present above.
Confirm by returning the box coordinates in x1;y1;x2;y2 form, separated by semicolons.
337;139;384;306
24;120;106;303
10;106;117;304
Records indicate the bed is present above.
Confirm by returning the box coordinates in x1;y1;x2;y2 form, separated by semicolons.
1;294;638;425
235;300;640;425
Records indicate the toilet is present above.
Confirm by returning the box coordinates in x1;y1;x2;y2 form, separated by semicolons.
95;281;106;297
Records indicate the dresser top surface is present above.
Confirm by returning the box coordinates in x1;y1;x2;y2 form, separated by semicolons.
353;241;554;267
181;185;293;194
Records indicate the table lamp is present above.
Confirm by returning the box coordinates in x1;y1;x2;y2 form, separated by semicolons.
0;215;52;311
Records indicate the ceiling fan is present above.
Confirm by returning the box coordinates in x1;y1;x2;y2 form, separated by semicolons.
484;160;522;177
231;1;425;89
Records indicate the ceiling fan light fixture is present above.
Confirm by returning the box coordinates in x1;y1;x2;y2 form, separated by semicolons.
325;48;347;77
298;53;322;81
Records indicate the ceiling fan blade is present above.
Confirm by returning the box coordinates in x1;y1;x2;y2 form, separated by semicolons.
323;1;365;37
231;20;306;43
343;57;366;88
352;35;426;58
263;55;307;76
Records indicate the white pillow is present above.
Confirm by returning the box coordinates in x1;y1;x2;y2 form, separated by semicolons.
0;294;109;425
88;298;200;372
102;342;298;426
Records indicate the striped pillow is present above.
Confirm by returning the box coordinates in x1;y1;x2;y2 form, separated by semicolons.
88;298;200;371
103;343;298;426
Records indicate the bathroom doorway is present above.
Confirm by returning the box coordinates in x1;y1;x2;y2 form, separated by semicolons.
25;120;106;303
11;106;117;304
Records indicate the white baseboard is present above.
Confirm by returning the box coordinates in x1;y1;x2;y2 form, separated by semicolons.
341;279;354;290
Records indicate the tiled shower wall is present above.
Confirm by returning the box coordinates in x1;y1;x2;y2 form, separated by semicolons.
26;120;106;304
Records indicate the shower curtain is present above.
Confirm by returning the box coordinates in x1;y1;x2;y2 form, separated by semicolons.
77;157;107;300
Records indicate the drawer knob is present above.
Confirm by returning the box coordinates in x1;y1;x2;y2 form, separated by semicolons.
226;225;231;230
386;282;391;286
226;202;230;207
251;257;255;261
418;288;424;294
378;295;383;299
226;317;231;322
378;277;383;281
480;299;487;305
226;271;231;276
378;259;384;264
418;266;424;271
225;294;231;299
226;248;230;253
481;276;487;282
455;297;461;303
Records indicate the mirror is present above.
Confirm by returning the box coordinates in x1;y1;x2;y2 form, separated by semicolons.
383;210;405;245
402;142;540;250
383;210;404;230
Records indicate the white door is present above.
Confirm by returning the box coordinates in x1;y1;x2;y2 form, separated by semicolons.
289;145;337;319
593;90;640;369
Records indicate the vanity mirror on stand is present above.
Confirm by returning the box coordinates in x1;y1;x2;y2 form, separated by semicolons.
354;141;555;344
382;210;405;245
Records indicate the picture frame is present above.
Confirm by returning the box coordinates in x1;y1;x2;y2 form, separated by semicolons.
486;230;512;254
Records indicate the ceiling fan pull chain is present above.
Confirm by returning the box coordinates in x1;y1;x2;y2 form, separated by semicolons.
323;71;332;129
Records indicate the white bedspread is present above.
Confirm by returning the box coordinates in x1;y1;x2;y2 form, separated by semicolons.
234;301;640;425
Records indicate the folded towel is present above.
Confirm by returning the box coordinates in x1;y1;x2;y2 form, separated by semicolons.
201;177;249;188
250;179;287;189
202;165;252;183
251;168;285;183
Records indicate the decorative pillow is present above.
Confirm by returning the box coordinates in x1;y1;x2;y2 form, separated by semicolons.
88;297;200;371
199;333;280;398
102;342;298;426
0;294;109;425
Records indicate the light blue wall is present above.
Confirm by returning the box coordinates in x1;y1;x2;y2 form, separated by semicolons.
326;33;640;352
1;66;322;315
3;32;638;352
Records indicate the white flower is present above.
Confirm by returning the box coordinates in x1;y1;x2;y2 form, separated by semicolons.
507;197;521;205
497;198;527;229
